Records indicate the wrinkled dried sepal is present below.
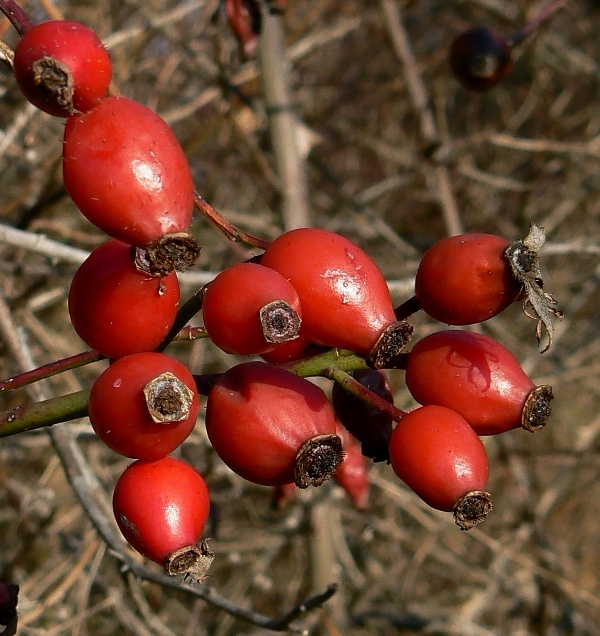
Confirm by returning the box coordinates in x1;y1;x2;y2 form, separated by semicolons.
259;300;301;344
453;490;492;530
165;540;214;584
32;56;76;115
135;232;201;276
143;371;195;423
294;434;344;488
521;385;553;432
368;320;414;369
504;223;563;353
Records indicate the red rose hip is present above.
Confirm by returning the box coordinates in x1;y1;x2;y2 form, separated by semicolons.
405;330;553;435
89;352;199;460
68;239;180;358
113;457;213;581
202;262;302;355
14;20;112;117
260;228;411;366
389;405;491;529
205;361;343;487
415;233;521;325
63;96;195;249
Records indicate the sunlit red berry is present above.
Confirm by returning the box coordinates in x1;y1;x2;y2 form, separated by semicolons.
389;405;491;529
14;20;112;117
205;361;343;487
202;262;302;356
89;352;199;460
415;233;521;325
63;96;194;248
68;239;179;358
113;457;213;581
261;228;410;366
405;330;553;435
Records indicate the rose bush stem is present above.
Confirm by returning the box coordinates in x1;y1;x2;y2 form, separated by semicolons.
0;0;34;35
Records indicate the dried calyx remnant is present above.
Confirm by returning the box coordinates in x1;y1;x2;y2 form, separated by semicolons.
368;320;414;369
166;539;215;583
259;300;302;344
33;56;76;115
453;490;493;530
504;224;563;353
135;233;201;277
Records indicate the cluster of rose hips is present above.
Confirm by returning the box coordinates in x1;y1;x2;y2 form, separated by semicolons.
2;4;562;589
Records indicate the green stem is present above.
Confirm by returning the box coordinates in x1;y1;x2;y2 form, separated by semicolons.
284;348;370;377
0;389;90;437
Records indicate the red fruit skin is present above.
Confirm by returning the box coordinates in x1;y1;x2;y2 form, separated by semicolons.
205;362;337;486
89;352;199;460
68;240;179;358
389;405;489;511
202;262;302;355
113;457;210;564
63;96;194;247
14;20;112;117
406;330;535;435
260;228;396;354
415;233;521;325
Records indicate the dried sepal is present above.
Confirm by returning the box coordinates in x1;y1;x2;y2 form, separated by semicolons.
504;223;563;352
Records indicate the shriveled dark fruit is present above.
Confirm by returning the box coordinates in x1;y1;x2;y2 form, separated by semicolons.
449;26;512;91
332;369;394;462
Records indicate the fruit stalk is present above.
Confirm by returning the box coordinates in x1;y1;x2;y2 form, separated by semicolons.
0;0;34;35
508;0;567;47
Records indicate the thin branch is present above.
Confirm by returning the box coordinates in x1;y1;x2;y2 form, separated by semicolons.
379;0;463;236
0;349;103;394
258;5;311;230
508;0;567;47
0;0;34;34
194;192;270;250
0;222;218;286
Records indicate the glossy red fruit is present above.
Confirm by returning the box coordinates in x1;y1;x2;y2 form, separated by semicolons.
333;425;369;509
205;362;343;487
63;96;194;247
331;368;394;462
113;457;213;580
89;352;199;460
449;26;512;92
260;228;397;356
415;233;521;325
202;262;302;355
405;330;552;435
68;240;179;358
389;405;491;528
13;20;112;117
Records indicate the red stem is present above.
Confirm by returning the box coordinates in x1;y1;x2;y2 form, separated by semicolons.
0;349;104;394
507;0;566;47
326;366;407;422
194;192;270;251
0;0;34;35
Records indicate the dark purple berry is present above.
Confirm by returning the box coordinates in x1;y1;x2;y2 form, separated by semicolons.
449;26;512;91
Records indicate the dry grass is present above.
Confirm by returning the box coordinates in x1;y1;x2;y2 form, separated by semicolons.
0;0;599;634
